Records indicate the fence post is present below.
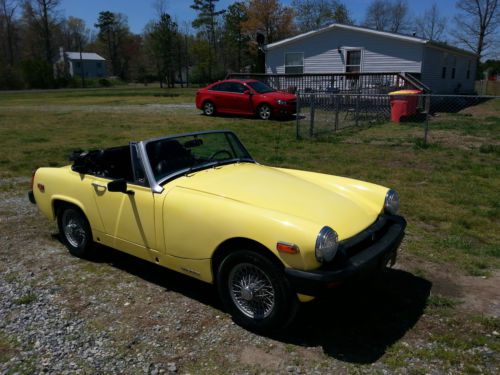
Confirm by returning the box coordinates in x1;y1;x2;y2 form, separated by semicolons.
423;94;430;146
355;94;360;127
296;93;301;139
424;93;430;115
334;94;339;131
309;94;315;137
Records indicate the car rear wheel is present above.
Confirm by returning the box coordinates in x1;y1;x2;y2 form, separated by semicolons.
57;204;93;258
217;250;298;332
257;104;272;120
203;101;216;116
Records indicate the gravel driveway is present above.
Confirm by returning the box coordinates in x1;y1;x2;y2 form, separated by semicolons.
0;104;196;114
1;181;498;374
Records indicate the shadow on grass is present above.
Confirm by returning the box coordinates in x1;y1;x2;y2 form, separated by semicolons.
51;237;222;310
64;238;431;364
198;112;296;122
270;268;431;364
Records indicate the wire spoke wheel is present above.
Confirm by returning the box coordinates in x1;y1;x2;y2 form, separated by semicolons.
61;209;88;249
228;262;276;319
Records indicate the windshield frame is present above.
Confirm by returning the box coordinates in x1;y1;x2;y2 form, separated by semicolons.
138;130;255;193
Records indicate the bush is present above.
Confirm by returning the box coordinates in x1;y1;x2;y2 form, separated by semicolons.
0;66;24;89
21;59;54;89
98;78;112;87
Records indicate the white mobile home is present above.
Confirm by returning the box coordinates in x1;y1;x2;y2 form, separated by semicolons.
265;24;477;94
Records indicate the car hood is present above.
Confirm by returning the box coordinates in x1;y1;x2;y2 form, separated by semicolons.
173;163;386;239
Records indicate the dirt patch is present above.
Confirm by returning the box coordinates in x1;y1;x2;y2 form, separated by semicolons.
459;102;500;117
239;346;284;370
427;129;500;150
397;256;500;317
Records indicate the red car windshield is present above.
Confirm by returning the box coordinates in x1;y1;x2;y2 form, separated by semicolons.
247;81;275;94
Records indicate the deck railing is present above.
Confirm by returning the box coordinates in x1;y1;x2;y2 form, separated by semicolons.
226;72;428;94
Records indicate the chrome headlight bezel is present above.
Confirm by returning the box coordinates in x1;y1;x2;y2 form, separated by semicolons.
276;99;288;105
315;226;339;263
384;189;400;215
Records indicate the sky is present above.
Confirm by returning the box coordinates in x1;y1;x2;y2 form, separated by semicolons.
61;0;461;35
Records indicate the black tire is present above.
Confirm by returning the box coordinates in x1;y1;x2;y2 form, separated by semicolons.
257;103;272;120
216;250;298;332
57;204;93;258
203;101;216;116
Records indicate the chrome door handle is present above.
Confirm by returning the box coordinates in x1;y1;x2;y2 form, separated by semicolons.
91;182;107;190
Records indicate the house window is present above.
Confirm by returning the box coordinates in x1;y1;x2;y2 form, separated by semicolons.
451;67;456;79
97;62;102;69
441;67;446;79
284;53;304;74
75;62;81;69
466;60;471;79
345;50;362;73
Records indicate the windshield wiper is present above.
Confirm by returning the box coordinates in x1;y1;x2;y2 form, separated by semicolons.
185;157;254;175
184;161;218;176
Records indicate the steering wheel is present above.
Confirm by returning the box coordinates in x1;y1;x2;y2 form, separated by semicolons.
208;149;233;161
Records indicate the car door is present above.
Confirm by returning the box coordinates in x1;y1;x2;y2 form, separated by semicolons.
209;82;231;112
91;143;158;260
230;82;253;114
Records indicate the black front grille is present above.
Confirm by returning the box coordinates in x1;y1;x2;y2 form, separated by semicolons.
339;215;391;257
321;215;393;270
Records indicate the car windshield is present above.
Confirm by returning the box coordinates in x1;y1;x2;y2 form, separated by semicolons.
145;132;253;183
247;81;275;94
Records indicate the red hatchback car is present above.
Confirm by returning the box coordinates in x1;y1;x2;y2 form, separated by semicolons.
195;79;296;120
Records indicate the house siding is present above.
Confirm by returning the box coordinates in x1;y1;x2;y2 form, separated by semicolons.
266;28;422;74
421;45;476;94
69;59;106;78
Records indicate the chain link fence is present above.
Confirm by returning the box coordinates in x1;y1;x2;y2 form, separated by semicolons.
296;93;500;145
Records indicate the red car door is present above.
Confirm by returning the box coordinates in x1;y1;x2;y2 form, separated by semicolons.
230;82;253;114
210;82;233;112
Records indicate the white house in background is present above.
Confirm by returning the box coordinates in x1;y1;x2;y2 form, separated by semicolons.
265;24;477;94
56;47;107;78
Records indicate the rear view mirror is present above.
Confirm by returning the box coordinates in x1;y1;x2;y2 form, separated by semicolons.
108;178;128;193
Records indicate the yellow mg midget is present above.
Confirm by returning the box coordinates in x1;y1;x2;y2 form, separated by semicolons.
29;130;406;331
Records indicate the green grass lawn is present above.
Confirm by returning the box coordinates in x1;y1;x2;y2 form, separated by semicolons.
0;86;197;106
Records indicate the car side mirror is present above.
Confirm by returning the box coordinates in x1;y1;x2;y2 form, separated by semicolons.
107;178;128;193
244;89;252;95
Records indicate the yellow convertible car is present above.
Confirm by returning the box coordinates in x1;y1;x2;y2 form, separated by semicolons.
29;130;406;331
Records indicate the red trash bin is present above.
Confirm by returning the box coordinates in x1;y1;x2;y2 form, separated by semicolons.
388;89;422;122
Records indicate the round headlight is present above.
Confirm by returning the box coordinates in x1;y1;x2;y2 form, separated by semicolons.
315;226;338;263
384;189;399;214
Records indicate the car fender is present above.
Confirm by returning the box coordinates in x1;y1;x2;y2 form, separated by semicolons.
32;166;104;233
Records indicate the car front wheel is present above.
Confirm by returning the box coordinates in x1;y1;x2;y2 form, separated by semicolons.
257;104;272;120
217;250;298;332
57;204;93;257
203;101;216;116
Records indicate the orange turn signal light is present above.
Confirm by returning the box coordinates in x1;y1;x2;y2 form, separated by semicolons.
276;242;299;254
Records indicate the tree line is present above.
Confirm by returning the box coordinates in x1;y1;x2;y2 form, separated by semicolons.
0;0;498;90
